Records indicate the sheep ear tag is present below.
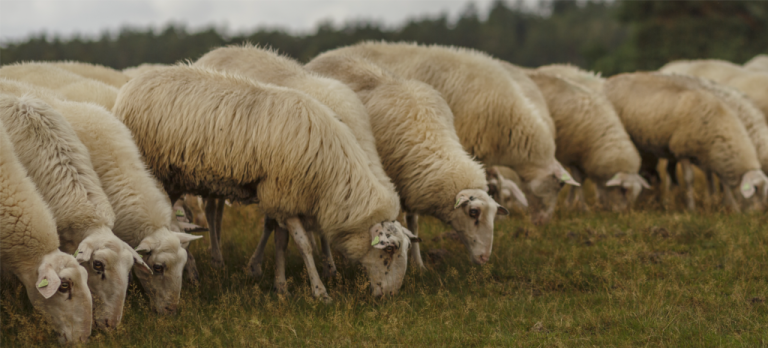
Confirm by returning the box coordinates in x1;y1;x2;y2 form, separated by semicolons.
371;236;380;246
37;279;49;288
742;182;755;198
454;198;461;209
175;209;185;217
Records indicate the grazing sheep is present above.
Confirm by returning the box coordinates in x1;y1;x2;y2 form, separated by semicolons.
744;54;768;72
0;119;93;344
122;63;168;79
604;72;768;210
660;59;768;121
0;92;146;330
196;45;394;276
0;63;119;110
55;97;204;313
664;73;768;209
0;79;198;314
113;64;415;299
497;61;555;137
306;53;510;267
48;61;130;88
535;64;606;92
526;71;649;211
323;42;580;225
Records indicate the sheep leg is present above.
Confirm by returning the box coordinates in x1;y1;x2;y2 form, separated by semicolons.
246;217;275;278
661;161;673;210
680;159;696;211
320;236;337;279
273;225;290;295
204;196;225;268
285;217;330;302
215;198;225;244
184;249;200;286
406;213;425;270
722;184;741;212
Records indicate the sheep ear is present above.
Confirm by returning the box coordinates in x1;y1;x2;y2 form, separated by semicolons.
506;180;528;207
637;175;651;189
134;239;153;256
125;242;152;274
496;205;510;216
605;174;623;187
74;242;94;263
554;163;580;186
174;232;202;249
398;223;421;243
454;194;470;209
36;264;62;299
177;221;207;233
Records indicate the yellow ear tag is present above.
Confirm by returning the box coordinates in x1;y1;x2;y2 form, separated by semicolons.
37;279;49;288
454;198;462;208
371;236;380;246
742;183;751;191
561;173;571;182
175;209;184;217
74;250;79;257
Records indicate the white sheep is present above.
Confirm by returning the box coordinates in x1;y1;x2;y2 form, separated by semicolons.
0;63;118;110
113;64;416;299
0;91;148;329
744;54;768;72
48;61;130;88
0;79;199;315
306;53;510;266
0;118;93;344
663;73;768;210
195;45;395;276
323;42;580;225
604;72;768;210
526;71;649;210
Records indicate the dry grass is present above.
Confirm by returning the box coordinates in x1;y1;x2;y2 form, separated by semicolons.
3;185;768;347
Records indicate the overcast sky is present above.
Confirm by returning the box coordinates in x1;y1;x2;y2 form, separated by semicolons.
0;0;546;42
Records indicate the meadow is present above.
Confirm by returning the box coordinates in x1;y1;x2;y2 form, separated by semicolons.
2;186;768;347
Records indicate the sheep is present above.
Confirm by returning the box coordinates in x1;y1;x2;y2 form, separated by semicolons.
0;79;199;314
497;61;555;137
662;73;768;210
604;72;768;211
122;63;168;79
535;64;606;92
54;97;204;313
322;42;580;225
525;71;649;211
113;64;416;299
659;59;768;121
744;54;768;72
0;63;119;110
0;119;93;344
0;92;146;329
305;53;510;266
48;61;130;88
195;45;395;274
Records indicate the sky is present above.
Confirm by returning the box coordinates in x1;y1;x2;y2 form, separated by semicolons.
0;0;543;42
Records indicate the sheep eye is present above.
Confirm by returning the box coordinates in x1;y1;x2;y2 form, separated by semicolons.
58;281;71;293
153;264;164;274
93;261;104;272
469;209;480;219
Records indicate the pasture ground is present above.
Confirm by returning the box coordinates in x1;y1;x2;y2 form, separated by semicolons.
2;185;768;347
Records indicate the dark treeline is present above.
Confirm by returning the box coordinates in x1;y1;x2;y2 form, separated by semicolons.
1;1;766;75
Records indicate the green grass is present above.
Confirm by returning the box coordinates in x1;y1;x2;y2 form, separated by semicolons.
3;194;768;347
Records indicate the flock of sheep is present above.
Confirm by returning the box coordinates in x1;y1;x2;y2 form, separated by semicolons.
1;41;767;344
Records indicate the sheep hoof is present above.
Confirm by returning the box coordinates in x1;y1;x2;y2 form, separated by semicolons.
247;262;263;279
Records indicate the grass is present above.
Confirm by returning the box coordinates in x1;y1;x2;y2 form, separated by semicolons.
3;187;768;347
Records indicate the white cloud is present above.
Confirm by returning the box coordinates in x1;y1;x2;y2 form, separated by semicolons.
0;0;532;42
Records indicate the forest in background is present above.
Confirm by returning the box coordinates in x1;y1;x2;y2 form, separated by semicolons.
1;0;767;76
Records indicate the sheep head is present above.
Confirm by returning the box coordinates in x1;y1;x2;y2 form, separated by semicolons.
26;250;92;344
132;229;202;314
520;160;580;225
74;227;149;330
448;189;508;264
360;220;416;297
602;172;651;211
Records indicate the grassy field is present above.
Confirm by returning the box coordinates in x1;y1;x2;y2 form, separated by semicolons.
2;188;768;347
